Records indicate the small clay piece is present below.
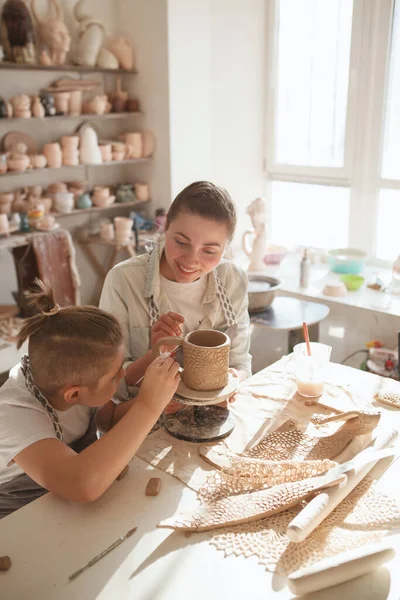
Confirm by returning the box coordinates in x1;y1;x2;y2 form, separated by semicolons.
145;477;161;496
116;465;129;481
375;391;400;408
0;555;11;571
0;0;36;64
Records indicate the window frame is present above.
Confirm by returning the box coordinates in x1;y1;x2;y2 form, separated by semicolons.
263;0;395;265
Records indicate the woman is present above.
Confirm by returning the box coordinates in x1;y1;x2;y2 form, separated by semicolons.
100;181;252;406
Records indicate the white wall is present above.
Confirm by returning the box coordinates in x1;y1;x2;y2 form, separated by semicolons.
168;0;266;247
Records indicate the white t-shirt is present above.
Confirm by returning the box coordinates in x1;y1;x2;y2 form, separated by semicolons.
0;363;93;487
160;275;207;333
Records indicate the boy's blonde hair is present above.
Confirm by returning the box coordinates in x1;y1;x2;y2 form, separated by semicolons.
17;279;123;396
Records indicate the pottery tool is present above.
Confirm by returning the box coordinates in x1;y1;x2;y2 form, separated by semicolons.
302;321;311;356
68;527;137;581
286;427;399;543
288;534;399;596
133;347;180;387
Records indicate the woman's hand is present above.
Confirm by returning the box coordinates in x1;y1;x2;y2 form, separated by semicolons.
151;311;185;357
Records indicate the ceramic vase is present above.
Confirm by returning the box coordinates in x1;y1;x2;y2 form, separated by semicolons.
43;143;62;169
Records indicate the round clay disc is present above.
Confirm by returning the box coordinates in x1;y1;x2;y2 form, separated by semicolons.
176;372;239;405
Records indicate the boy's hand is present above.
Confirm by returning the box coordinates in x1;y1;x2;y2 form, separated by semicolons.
151;312;185;356
138;355;181;413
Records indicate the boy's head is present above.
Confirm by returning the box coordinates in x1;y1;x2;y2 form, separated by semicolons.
161;181;237;283
17;280;124;407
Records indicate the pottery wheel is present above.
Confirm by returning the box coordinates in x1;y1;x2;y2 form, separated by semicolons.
164;406;236;443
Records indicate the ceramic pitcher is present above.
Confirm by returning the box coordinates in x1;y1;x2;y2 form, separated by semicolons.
156;329;230;392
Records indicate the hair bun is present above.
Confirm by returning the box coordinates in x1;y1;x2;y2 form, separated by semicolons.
25;278;60;316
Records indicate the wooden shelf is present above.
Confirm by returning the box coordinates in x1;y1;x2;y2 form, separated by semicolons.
0;112;142;125
0;158;150;178
0;62;137;74
52;199;150;218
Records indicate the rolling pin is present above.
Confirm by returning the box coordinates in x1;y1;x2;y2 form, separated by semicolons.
288;536;398;596
287;427;399;543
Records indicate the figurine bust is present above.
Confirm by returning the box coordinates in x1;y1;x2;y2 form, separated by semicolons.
243;197;268;271
31;0;71;65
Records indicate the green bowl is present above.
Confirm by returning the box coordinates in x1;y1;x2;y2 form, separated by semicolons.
340;274;365;291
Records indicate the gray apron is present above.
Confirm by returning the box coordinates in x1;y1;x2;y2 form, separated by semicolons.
0;356;97;519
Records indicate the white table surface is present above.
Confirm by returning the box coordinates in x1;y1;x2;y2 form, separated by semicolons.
2;362;400;600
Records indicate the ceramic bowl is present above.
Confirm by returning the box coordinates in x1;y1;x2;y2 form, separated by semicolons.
247;275;282;312
340;274;365;291
323;282;348;297
263;245;287;265
328;248;367;275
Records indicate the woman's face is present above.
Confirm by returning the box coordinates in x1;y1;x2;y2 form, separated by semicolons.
161;211;230;283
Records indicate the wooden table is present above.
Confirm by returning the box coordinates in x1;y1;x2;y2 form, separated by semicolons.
1;361;400;600
250;296;330;352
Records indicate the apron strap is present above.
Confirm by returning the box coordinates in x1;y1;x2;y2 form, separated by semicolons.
214;270;237;327
21;355;64;442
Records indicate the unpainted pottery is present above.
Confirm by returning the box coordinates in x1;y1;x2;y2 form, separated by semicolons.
156;329;230;392
43;142;62;168
31;96;45;118
106;36;134;70
31;0;71;65
73;0;106;67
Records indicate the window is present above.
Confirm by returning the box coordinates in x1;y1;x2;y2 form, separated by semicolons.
265;0;397;262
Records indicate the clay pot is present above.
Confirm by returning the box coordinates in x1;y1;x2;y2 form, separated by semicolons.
69;90;83;116
106;36;134;71
12;194;27;214
96;47;119;69
27;185;42;199
43;143;62;169
92;194;115;208
31;154;47;169
112;97;127;113
124;133;143;159
86;95;108;115
135;183;150;202
156;330;230;391
7;143;31;172
76;193;92;209
36;215;56;230
62;149;80;166
40;93;56;117
32;96;45;118
127;98;140;112
0;154;8;174
61;136;79;150
11;94;31;118
47;182;67;195
68;181;87;200
112;150;125;162
114;216;133;246
54;92;70;114
54;191;74;214
99;144;112;162
92;186;110;201
0;192;12;214
79;125;102;165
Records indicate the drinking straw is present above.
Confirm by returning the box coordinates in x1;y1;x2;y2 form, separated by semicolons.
302;322;312;356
